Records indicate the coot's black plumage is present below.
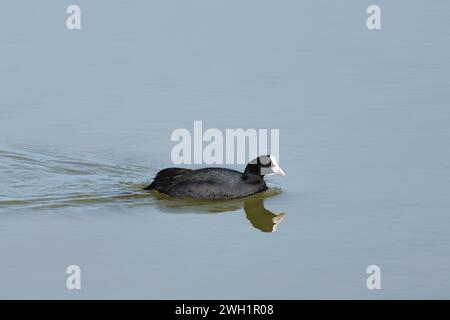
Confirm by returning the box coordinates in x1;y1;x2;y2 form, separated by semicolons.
144;155;285;200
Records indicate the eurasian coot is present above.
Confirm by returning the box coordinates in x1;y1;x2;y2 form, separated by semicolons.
144;155;285;200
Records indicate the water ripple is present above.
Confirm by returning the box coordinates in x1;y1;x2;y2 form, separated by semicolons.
0;147;154;212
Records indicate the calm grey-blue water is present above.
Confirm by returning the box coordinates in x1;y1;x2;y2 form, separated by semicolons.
1;1;450;298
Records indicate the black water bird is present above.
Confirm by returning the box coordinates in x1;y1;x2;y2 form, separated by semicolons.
144;155;285;200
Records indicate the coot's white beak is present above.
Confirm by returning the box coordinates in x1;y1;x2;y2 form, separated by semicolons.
272;164;286;176
269;155;286;176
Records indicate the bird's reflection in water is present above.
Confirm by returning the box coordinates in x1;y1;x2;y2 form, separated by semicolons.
243;196;285;232
151;188;285;232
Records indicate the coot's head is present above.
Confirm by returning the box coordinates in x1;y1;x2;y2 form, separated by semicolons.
244;155;286;177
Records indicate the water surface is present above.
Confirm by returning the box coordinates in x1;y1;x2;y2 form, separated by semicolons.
1;1;450;298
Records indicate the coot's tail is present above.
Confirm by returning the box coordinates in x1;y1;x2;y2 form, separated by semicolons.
144;168;192;192
143;182;154;190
